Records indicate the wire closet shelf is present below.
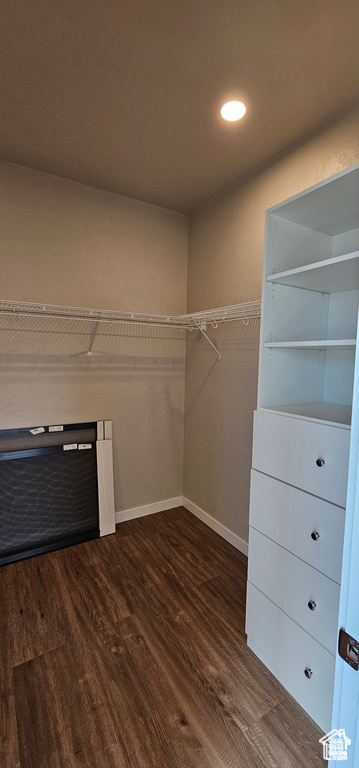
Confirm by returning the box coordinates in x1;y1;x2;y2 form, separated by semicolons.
0;298;261;359
0;299;261;328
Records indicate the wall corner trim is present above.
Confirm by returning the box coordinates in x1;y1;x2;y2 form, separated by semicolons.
115;495;248;558
115;496;183;524
182;497;248;557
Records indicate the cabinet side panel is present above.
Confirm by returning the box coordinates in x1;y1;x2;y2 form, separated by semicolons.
323;349;356;406
332;228;359;258
327;290;359;339
262;282;329;343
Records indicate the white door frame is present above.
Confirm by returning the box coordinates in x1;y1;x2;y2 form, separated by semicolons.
329;312;359;767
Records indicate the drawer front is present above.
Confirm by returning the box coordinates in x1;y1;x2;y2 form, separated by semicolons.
249;470;344;583
246;582;335;733
252;410;350;507
248;528;340;654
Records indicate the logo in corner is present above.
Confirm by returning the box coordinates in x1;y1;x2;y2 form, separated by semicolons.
319;729;351;761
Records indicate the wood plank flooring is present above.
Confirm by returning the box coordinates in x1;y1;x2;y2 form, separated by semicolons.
1;507;325;767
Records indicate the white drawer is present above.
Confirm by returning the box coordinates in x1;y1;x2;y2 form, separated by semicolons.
249;470;344;583
248;528;340;654
246;582;335;732
252;410;350;507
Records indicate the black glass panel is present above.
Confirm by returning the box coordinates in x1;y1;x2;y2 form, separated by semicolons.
0;445;99;563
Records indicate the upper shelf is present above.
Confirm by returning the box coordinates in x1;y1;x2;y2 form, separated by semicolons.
266;250;359;293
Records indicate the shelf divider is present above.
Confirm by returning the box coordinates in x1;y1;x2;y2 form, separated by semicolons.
263;339;356;350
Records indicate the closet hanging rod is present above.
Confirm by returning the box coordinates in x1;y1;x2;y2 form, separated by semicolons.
0;299;261;328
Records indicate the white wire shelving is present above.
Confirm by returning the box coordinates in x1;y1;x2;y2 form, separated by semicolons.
0;298;261;360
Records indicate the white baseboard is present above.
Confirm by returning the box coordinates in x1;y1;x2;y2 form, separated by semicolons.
115;496;183;524
115;495;248;558
182;496;248;557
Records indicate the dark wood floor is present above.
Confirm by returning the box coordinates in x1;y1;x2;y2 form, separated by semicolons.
1;507;325;767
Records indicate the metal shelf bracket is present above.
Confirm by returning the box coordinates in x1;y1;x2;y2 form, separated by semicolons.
192;318;221;360
88;312;101;356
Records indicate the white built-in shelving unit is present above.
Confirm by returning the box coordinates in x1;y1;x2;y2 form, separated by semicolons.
258;173;359;428
246;162;359;733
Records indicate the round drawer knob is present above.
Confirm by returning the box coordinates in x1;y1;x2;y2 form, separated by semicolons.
308;600;317;611
304;667;313;679
311;530;320;541
316;458;325;467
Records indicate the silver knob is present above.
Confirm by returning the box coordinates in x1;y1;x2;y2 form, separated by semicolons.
311;531;320;541
316;458;325;467
304;667;313;679
308;600;317;611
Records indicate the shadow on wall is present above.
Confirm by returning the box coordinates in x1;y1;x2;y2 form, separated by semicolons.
183;318;260;541
185;317;260;410
0;314;186;363
0;317;186;512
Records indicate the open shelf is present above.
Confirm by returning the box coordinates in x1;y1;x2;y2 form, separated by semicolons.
263;339;356;350
266;250;359;293
261;402;352;428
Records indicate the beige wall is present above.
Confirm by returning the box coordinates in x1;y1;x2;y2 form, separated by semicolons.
0;160;188;512
2;106;359;537
184;107;359;546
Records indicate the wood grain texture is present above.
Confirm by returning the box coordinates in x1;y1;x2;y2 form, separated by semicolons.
2;507;324;767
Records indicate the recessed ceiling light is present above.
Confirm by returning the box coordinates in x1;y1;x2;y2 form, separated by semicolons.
221;101;246;121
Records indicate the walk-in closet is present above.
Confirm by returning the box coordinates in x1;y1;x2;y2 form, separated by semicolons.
1;1;359;766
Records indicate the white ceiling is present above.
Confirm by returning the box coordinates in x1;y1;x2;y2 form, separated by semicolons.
1;0;359;213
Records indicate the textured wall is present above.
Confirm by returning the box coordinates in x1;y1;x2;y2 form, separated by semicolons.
184;106;359;545
0;161;188;512
2;106;359;532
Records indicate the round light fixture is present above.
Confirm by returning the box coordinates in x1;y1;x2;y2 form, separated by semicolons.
221;100;246;121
